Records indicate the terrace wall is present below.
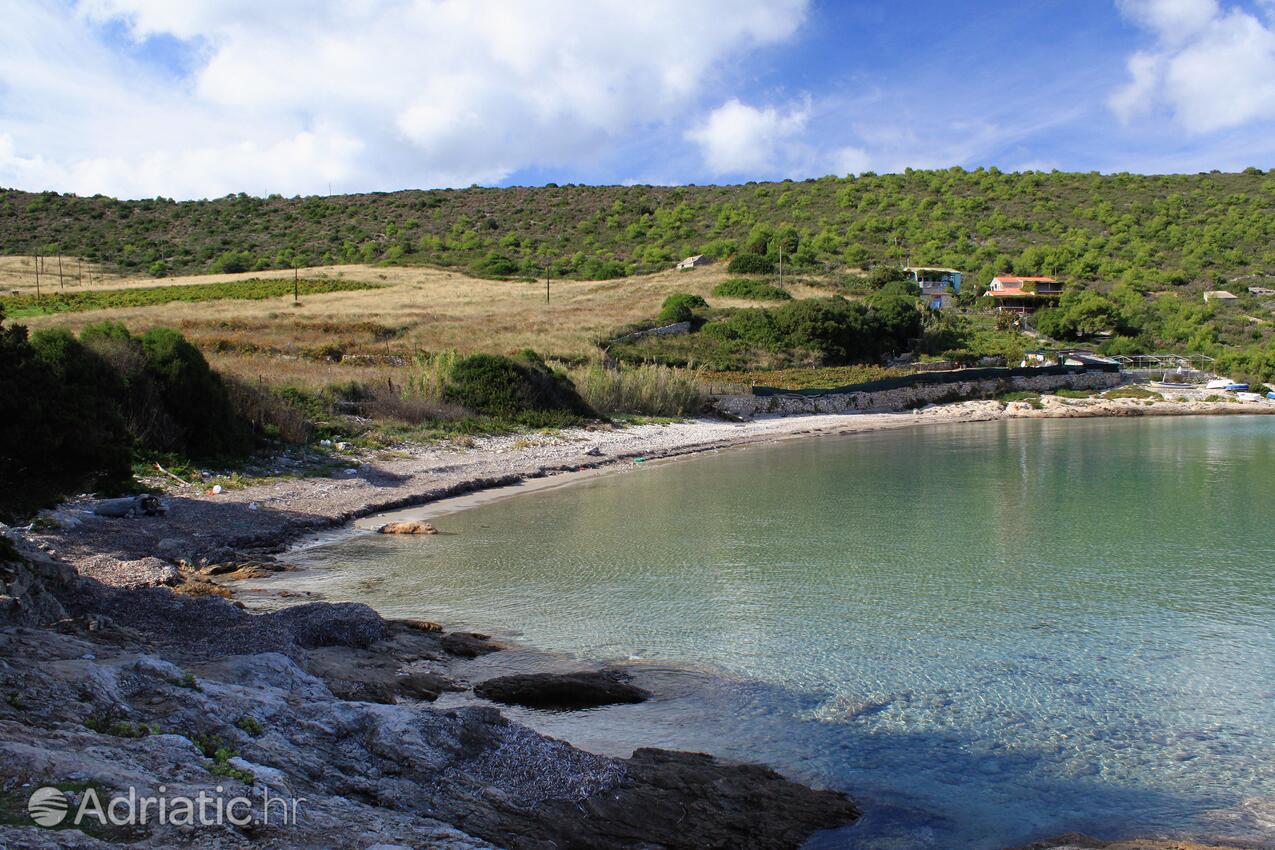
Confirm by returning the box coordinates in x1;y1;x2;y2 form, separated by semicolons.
712;368;1122;420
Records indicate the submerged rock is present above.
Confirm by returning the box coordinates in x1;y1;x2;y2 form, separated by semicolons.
474;670;651;710
378;520;439;535
440;630;502;658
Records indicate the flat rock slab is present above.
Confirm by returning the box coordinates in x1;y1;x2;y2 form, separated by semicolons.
474;670;650;710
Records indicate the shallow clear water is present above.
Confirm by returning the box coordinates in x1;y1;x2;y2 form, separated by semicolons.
282;417;1275;848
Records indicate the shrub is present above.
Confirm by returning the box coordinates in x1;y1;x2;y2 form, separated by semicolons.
0;325;132;517
209;250;253;274
472;253;520;277
712;279;792;301
726;253;775;275
141;328;254;459
658;293;708;323
702;295;920;365
866;266;909;288
1103;386;1163;400
443;352;593;425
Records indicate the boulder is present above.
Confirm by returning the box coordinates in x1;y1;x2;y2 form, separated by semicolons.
474;670;650;710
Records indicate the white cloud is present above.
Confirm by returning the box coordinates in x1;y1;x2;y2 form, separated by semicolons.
0;0;807;198
1112;0;1275;133
685;96;874;177
685;97;811;174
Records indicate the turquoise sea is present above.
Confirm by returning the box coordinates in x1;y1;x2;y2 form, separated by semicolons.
281;417;1275;848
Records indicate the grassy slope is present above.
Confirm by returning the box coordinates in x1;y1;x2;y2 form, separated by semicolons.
3;169;1274;287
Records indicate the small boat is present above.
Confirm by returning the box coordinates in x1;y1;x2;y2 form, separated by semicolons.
1235;392;1263;402
1148;381;1193;390
1205;378;1248;392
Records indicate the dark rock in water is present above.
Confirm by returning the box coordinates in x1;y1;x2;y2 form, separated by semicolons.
440;630;502;658
474;670;650;710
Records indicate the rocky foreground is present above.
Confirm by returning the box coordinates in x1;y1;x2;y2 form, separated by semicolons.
0;533;858;849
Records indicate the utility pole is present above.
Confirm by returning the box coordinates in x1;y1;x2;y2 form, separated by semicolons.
778;248;783;280
77;257;82;286
57;254;64;289
34;253;41;300
545;260;551;304
294;265;299;303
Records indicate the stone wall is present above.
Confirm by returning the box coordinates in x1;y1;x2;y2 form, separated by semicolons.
713;370;1122;420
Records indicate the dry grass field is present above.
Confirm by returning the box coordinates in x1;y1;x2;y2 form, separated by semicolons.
17;260;834;391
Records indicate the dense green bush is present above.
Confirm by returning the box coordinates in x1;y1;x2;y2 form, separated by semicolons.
141;328;254;459
658;293;708;323
712;279;792;301
210;250;254;274
726;253;776;275
443;352;593;425
472;252;520;276
0;312;132;519
0;310;278;518
703;296;920;365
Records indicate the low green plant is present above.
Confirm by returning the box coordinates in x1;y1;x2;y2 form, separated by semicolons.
712;278;792;301
657;293;707;324
442;352;593;426
1053;388;1095;398
235;715;264;737
726;253;775;274
84;714;150;738
998;391;1043;408
1102;386;1164;400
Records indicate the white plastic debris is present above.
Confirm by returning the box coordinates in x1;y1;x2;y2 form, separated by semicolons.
211;484;222;495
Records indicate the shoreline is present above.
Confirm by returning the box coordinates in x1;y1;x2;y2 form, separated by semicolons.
32;393;1275;573
10;395;1275;850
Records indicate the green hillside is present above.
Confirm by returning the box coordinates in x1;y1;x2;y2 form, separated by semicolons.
3;168;1274;289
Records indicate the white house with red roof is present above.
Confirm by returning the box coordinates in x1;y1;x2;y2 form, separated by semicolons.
983;275;1064;313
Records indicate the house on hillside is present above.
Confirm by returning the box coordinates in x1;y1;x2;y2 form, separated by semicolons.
983;275;1064;314
1204;290;1239;304
676;255;710;270
905;267;963;310
1247;286;1275;296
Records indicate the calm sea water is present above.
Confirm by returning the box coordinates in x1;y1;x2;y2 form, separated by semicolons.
279;417;1275;848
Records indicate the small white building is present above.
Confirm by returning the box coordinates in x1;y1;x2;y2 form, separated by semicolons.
676;255;710;270
1248;286;1275;296
1204;290;1239;303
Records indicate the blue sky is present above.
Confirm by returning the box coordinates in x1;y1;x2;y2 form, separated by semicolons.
2;0;1275;198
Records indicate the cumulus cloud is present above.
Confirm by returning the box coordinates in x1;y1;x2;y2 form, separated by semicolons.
1112;0;1275;132
685;96;871;177
685;98;812;174
0;0;807;198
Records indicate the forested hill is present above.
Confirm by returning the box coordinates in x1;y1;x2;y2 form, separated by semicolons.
2;168;1274;288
